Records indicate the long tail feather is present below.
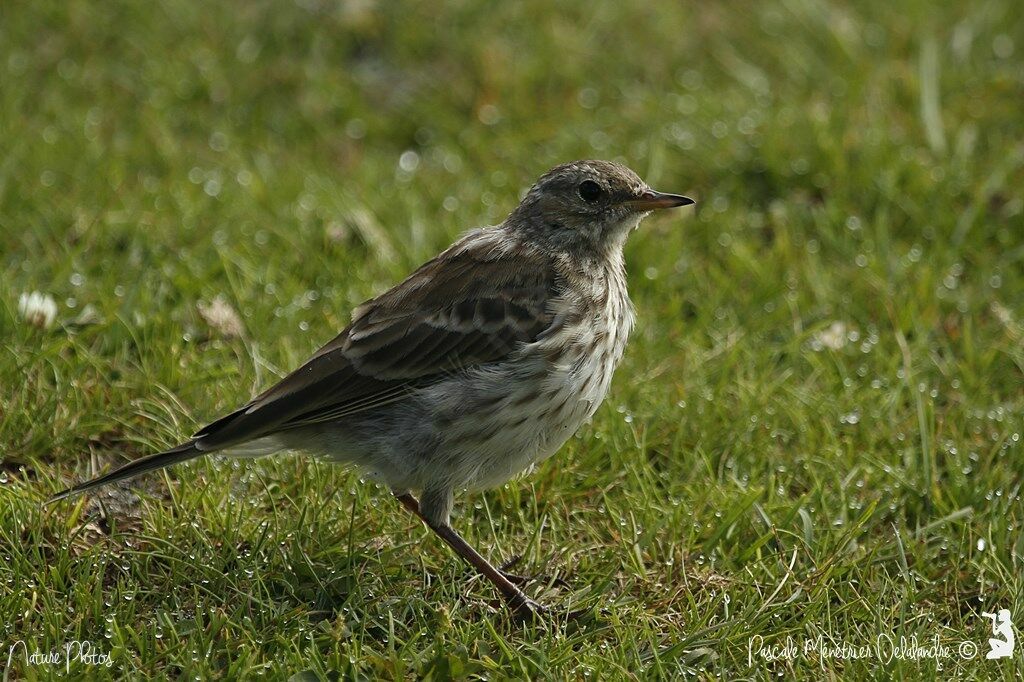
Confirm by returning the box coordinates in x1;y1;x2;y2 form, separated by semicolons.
46;441;204;505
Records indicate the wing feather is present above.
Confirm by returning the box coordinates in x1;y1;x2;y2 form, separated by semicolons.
193;231;557;450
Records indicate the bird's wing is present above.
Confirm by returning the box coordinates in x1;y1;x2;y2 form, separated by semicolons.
193;234;557;450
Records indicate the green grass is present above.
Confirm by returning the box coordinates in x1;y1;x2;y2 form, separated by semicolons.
2;0;1023;678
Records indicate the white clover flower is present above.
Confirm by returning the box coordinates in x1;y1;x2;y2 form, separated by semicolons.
811;321;849;351
198;295;245;338
18;291;58;329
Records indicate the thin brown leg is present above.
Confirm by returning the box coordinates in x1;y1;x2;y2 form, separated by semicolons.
395;493;543;616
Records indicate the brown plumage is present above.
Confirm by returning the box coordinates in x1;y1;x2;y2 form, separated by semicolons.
49;160;694;620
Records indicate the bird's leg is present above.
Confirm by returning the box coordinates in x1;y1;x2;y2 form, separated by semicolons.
397;494;563;587
394;493;545;617
401;492;531;586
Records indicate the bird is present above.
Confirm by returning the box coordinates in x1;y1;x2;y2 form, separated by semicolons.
48;160;694;619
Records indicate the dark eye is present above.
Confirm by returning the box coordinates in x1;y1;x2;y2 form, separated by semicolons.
577;180;603;203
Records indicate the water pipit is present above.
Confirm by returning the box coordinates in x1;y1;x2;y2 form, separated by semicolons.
49;160;694;619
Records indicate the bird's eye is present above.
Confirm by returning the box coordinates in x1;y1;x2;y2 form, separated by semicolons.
577;180;603;203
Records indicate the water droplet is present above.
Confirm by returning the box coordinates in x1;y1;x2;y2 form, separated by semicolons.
398;150;420;173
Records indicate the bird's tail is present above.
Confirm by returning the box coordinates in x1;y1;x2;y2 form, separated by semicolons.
46;441;205;505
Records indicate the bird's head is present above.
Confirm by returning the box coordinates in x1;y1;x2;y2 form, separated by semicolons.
507;160;694;257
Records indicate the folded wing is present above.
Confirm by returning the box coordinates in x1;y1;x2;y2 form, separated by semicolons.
193;235;556;450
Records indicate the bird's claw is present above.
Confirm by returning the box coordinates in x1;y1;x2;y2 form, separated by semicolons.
497;554;531;585
498;554;571;589
506;595;597;623
499;570;532;585
498;554;523;570
509;595;547;620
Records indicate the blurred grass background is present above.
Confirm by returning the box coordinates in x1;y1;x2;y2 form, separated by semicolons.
1;0;1022;678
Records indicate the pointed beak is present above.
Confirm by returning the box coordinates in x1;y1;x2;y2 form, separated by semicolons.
625;190;696;211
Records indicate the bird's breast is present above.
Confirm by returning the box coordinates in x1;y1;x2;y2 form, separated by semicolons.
419;266;635;491
536;270;634;425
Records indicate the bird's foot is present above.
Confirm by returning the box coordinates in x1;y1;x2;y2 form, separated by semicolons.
505;593;597;623
498;554;571;589
497;554;531;585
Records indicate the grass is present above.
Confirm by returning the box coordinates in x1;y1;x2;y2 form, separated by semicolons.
1;0;1022;678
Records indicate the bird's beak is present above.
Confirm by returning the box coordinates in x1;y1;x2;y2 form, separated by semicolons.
625;190;696;211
